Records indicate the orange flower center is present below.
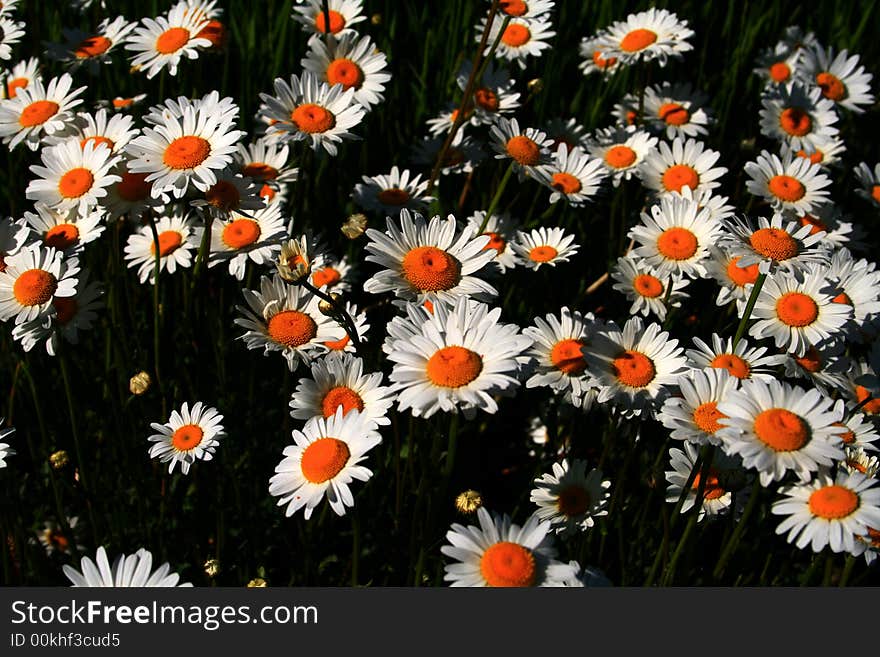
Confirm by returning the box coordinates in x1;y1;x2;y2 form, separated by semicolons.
221;218;261;249
44;223;80;250
592;50;617;68
856;385;880;415
267;310;317;348
19;100;60;127
155;27;191;54
749;227;798;261
376;188;411;206
506;135;541;166
661;164;699;193
401;246;461;291
13;269;58;306
753;408;809;451
324;334;350;351
550;338;586;375
482;232;506;254
798;214;827;235
75;35;112;58
242;162;279;181
7;77;28;98
693;401;726;434
779;107;812;137
479;542;536;587
620;28;657;52
474;87;500;112
692;468;725;500
58;168;94;199
634;273;663;298
81;135;115;151
500;0;528;16
808;485;858;519
47;530;70;551
831;292;851;306
300;438;350;483
117;172;151;202
794;346;822;373
163;136;211;170
528;245;557;262
326;58;364;90
426;346;483;388
726;256;759;287
612;350;656;388
150;230;183;257
872;185;880;204
604;145;637;168
768;175;806;202
321;386;364;418
260;184;276;201
291;103;335;134
501;23;531;47
775;292;818;327
557;484;591;516
796;149;824;165
195;20;226;48
769;61;791;83
53;296;77;325
206;180;242;211
709;353;750;378
171;424;203;451
315;9;346;34
815;72;846;101
112;98;135;109
656;227;698;260
312;267;341;288
658;102;689;126
551;172;582;195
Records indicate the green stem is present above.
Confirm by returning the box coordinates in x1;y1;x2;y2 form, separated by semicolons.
712;477;762;581
661;512;697;586
479;161;515;234
442;412;459;479
732;272;766;349
300;279;363;353
839;554;856;587
190;212;215;291
147;214;163;389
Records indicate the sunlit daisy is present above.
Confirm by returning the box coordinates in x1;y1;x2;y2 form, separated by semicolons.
302;32;390;110
643;82;712;140
457;60;520;126
782;340;851;396
234;137;298;203
772;471;880;553
441;507;576;587
854;162;880;208
0;15;24;61
352;166;434;217
148;401;225;475
530;460;610;535
716;378;846;486
534;144;606;206
510;226;579;271
292;0;365;38
826;248;880;342
798;46;874;113
49;108;139;155
143;90;239;126
123;213;201;284
759;81;839;152
782;135;847;169
36;517;84;556
686;334;784;381
125;2;211;79
611;254;689;322
309;255;353;293
322;299;369;354
594;8;694;67
745;149;831;215
830;399;879;452
0;73;85;150
99;93;148;113
208;202;286;280
27;139;120;215
658;368;740;446
665;443;747;521
49;16;137;74
4;57;40;99
22;204;104;256
489;117;553;176
586;125;658;186
269;407;381;519
464;211;518;274
578;35;622;77
478;15;555;69
721;212;829;273
0;418;14;468
704;246;762;311
640;137;726;198
0;245;79;324
63;546;191;587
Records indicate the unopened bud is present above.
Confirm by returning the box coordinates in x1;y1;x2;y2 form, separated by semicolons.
50;450;69;470
527;78;544;95
204;558;221;578
318;293;343;316
247;577;268;588
129;371;151;396
340;213;367;240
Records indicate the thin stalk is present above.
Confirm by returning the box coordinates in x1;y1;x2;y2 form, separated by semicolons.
442;412;459;479
190;212;215;292
732;272;766;349
300;278;363;353
712;477;762;580
321;0;332;48
478;161;515;233
839;554;856;587
147;214;163;389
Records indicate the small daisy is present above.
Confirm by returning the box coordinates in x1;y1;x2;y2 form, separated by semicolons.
0;0;19;16
322;299;369;354
425;103;462;137
36;517;84;556
464;211;518;274
665;443;747;521
27;139;121;215
208;202;287;280
534;144;607;206
49;16;137;74
759;82;839;152
441;507;576;587
831;399;879;452
290;352;395;426
0;418;14;468
259;71;365;156
386;296;532;419
826;248;880;341
352;166;434;217
99;93;148;112
478;15;555;69
854;162;880;208
234;138;298;202
51;108;140;155
530;460;610;535
22;204;104;256
542;117;589;152
363;210;498;304
853;526;880;566
782;341;851;395
0;73;85;150
772;471;880;553
123;213;201;285
749;264;852;356
586;125;658;186
716;378;846;486
0;15;24;61
640;137;727;198
705;246;762;311
457;60;521;126
783;135;847;169
301;32;390;110
63;546;191;587
721;212;829;273
269;407;381;519
798;46;874;113
0;245;79;324
126;3;211;79
292;0;365;38
144;90;239;126
642;82;712;140
497;0;555;19
4;57;40;98
191;169;266;218
148;401;225;475
744;150;831;215
234;273;341;372
658;368;739;446
578;35;622;77
611;254;689;322
584;316;689;417
489;117;553;176
103;163;167;221
843;446;880;478
753;29;810;87
309;255;353;293
686;333;784;381
510;227;579;270
790;205;857;253
594;8;694;67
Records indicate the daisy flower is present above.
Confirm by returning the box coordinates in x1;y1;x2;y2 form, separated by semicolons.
100;93;148;112
686;334;784;381
843;447;880;478
259;71;365;156
489;117;553;176
125;3;211;79
386;296;532;419
208;202;287;280
642;82;712;140
611;254;689;322
826;248;880;341
269;407;381;519
464;211;518;274
36;517;84;556
292;0;365;38
530;460;610;535
51;108;140;155
126;102;244;198
578;35;622;77
362;210;498;304
782;341;851;396
63;546;191;587
497;0;555;19
854;162;880;208
783;135;846;169
658;368;739;446
27;140;120;215
586;125;658;186
301;32;391;110
478;16;556;69
704;246;762;310
772;471;880;553
123;213;202;285
759;82;839;152
322;300;369;354
716;378;846;486
542;117;589;152
744;150;831;215
234;138;298;202
594;8;694;67
4;57;40;98
103;163;166;221
753;28;811;87
49;16;137;74
721;212;828;273
0;73;85;150
798;46;874;113
0;418;14;468
425;104;462;137
191;169;266;218
352;166;434;217
309;255;353;293
639;137;727;198
148;401;225;475
584;316;689;417
441;507;576;587
0;245;79;324
665;443;747;521
749;264;852;356
0;15;24;61
289;352;395;426
831;399;879;452
144;90;239;126
22;204;105;256
534;144;607;206
790;205;858;253
510;226;579;270
234;273;341;371
457;60;520;126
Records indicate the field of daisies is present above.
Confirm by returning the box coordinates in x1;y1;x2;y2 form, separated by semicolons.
1;0;880;589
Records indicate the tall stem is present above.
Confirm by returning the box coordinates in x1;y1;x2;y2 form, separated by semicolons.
478;161;514;234
712;477;762;580
732;272;766;349
300;279;362;353
147;214;163;389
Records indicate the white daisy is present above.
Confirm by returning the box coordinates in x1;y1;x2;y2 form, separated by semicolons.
586;125;658;186
854;162;880;208
478;15;555;69
191;169;266;218
49;16;137;74
0;215;31;270
457;60;520;126
497;0;555;19
464;211;518;274
147;401;225;475
798;45;874;113
309;255;353;293
292;0;365;38
49;108;140;155
22;204;104;256
0;418;14;468
530;460;611;535
533;144;607;206
782;341;851;396
98;93;149;113
578;35;622;77
0;15;24;61
744;149;831;215
665;442;747;521
0;245;79;324
843;446;880;478
721;212;829;273
642;82;712;140
831;399;879;452
4;56;41;98
0;73;85;150
63;546;191;587
639;137;727;198
322;299;369;355
27;139;120;215
123;213;202;285
686;333;784;381
658;368;739;446
352;166;434;217
753;29;810;87
759;81;839;152
126;3;211;79
782;135;846;169
594;8;694;67
826;248;880;341
36;517;84;556
301;32;390;109
510;226;579;270
704;246;762;311
143;90;239;126
611;254;689;322
489;116;553;176
208;202;287;280
103;162;167;221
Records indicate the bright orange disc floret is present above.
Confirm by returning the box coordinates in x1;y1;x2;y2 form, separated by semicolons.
221;219;261;249
656;227;698;261
753;408;809;451
426;346;483;388
155;27;191;54
775;292;818;327
267;310;318;348
163;136;211;170
620;28;657;52
808;485;858;519
550;338;586;375
300;438;351;483
13;269;58;306
44;224;80;251
321;386;364;418
291;104;336;134
749;227;798;261
19;100;59;128
479;542;536;587
171;424;203;451
768;175;806;203
401;246;461;291
612;350;656;388
661;164;699;193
